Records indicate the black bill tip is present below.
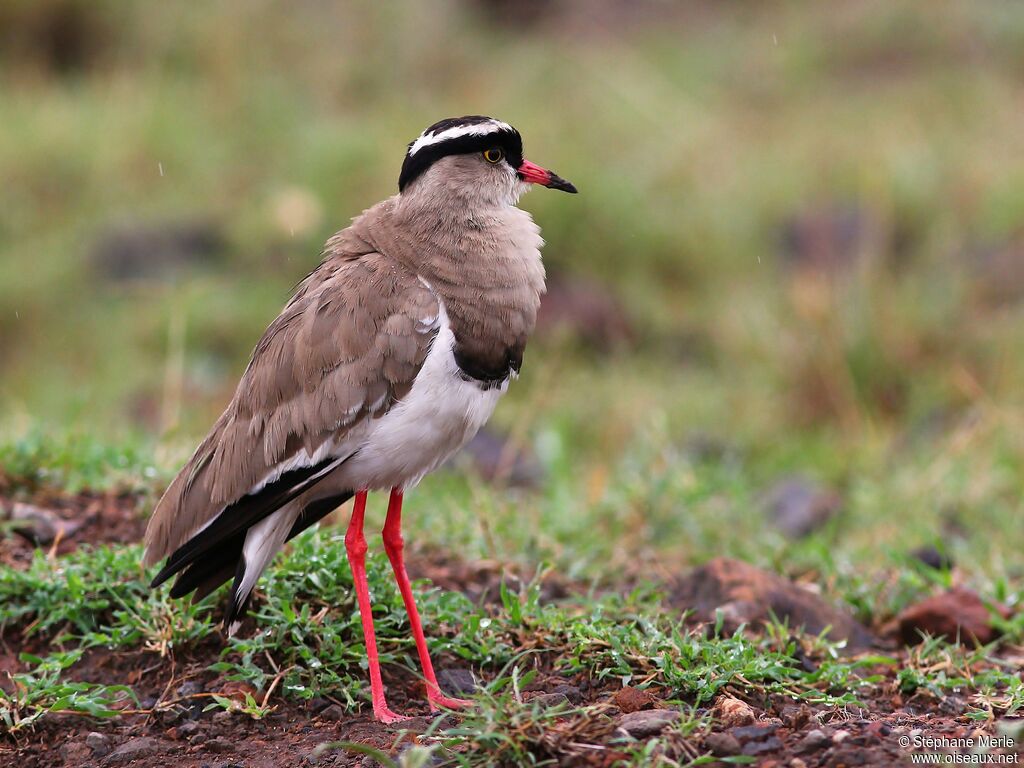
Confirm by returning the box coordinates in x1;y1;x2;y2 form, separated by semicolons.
546;172;578;194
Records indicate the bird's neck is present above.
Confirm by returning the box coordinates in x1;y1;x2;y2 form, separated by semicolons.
366;195;546;298
335;195;547;384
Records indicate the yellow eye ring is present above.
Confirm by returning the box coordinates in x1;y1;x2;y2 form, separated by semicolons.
483;148;504;164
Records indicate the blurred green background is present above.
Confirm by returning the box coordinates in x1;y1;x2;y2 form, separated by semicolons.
2;0;1023;602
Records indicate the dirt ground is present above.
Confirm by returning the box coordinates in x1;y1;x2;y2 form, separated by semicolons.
2;492;1022;767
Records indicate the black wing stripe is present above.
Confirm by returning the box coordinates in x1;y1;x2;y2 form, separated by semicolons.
150;456;344;589
165;491;355;625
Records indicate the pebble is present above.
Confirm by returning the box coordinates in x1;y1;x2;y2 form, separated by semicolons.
177;720;200;738
307;696;331;712
86;731;111;757
705;732;742;756
780;704;813;730
742;736;783;756
616;709;681;738
105;736;162;764
712;695;757;728
797;729;831;753
176;680;205;698
731;724;779;742
612;686;658;713
58;742;91;763
206;737;235;753
6;502;81;544
551;683;583;704
832;729;851;744
319;704;346;721
437;667;478;696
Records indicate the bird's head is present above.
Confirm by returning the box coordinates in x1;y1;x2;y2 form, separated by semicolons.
398;116;577;207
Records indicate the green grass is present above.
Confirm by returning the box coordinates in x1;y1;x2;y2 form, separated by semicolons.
2;524;1022;743
0;649;134;733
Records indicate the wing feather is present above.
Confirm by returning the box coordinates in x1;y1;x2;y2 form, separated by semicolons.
143;250;439;566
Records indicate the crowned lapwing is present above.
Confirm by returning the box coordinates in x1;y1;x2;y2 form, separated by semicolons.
144;116;576;723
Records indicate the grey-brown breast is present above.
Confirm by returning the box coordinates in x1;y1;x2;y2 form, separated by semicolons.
358;197;546;389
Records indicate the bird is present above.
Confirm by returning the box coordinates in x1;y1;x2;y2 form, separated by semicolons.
143;115;577;723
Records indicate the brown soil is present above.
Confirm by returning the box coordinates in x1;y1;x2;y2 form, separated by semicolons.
0;489;147;567
2;492;1022;767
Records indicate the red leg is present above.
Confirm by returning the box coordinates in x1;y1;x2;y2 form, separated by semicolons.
346;490;404;724
382;488;473;712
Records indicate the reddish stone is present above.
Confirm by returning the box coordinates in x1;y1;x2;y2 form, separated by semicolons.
670;558;875;649
612;686;658;713
897;587;1006;645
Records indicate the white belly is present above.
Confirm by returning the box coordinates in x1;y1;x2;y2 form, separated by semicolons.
335;311;506;491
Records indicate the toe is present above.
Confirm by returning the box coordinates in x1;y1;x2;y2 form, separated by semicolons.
428;694;473;711
375;707;408;724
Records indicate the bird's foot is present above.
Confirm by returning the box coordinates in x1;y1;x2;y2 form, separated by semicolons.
428;692;473;712
373;705;409;725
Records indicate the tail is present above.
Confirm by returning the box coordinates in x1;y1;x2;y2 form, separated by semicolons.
149;458;353;629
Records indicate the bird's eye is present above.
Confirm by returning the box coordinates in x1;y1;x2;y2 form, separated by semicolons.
483;148;504;164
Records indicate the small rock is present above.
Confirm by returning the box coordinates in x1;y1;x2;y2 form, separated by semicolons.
175;720;200;739
832;729;851;743
780;704;813;730
910;546;954;571
178;719;200;735
711;695;757;728
797;729;831;753
790;759;808;768
91;219;225;281
530;693;570;709
897;587;1006;645
307;696;331;712
965;238;1024;307
616;709;681;738
551;683;582;704
705;732;742;756
206;737;234;753
59;742;91;762
612;686;658;714
764;477;842;539
447;428;544;488
212;710;233;723
940;695;966;715
742;736;783;756
319;703;346;721
670;558;874;650
176;680;204;698
105;736;162;764
864;721;891;739
437;667;479;696
5;502;81;545
86;731;111;757
731;724;779;743
779;203;875;275
535;270;634;352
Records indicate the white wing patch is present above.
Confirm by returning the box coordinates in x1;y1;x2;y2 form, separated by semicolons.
408;119;514;157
